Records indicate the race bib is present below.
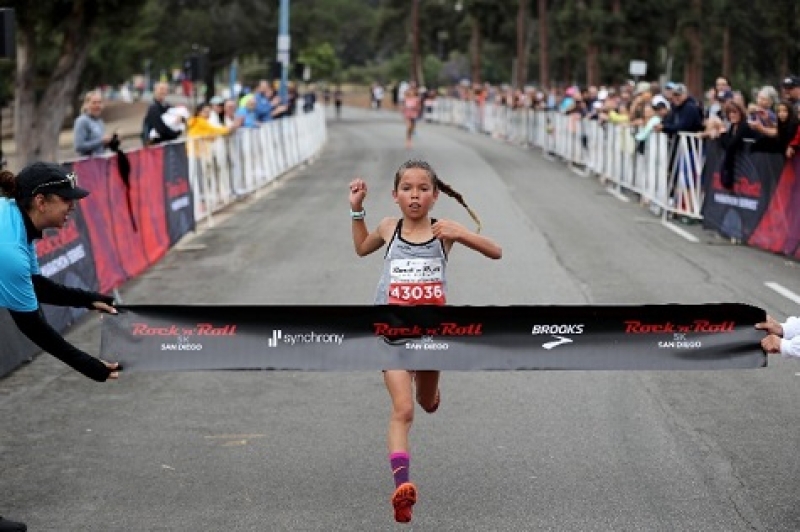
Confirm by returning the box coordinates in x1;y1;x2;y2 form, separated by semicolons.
388;258;445;305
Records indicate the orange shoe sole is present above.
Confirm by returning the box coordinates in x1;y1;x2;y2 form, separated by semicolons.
391;482;417;523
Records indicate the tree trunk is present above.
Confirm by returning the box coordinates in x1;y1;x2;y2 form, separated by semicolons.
13;23;37;169
611;0;621;60
683;0;703;98
36;45;91;164
538;0;549;89
779;49;788;79
721;24;730;79
470;15;482;85
516;0;529;89
586;43;599;87
524;10;535;87
14;5;92;167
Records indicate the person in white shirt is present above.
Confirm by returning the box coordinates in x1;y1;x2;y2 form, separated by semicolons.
756;315;800;358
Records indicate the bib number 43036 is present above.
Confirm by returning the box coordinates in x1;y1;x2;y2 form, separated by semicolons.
388;282;445;305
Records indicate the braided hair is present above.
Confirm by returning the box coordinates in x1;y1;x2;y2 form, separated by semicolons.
0;169;16;199
393;159;482;232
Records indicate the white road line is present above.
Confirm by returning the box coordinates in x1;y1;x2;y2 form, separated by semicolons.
661;220;700;243
765;282;800;305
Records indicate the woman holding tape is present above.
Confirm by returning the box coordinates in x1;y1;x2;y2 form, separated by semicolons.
0;162;120;382
0;163;121;531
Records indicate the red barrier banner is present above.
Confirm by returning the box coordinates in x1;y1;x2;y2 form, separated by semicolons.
702;140;800;258
75;147;174;293
73;157;129;292
748;156;800;258
124;147;170;265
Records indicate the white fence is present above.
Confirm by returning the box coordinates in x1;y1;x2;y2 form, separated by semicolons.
428;99;706;221
187;105;327;225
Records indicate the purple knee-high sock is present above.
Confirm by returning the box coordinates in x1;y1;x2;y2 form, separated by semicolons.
390;451;410;487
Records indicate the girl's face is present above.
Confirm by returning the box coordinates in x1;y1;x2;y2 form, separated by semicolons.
727;108;741;124
393;168;438;219
778;105;789;122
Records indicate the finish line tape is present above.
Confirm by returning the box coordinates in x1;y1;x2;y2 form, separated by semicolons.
101;303;767;371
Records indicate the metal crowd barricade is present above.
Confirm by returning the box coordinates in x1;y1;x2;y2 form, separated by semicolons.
426;98;708;224
666;132;705;220
187;105;327;226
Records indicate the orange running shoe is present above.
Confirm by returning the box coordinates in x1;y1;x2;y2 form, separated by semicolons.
391;482;417;523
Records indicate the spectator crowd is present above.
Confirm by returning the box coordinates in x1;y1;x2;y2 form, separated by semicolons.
73;78;320;159
411;74;800;166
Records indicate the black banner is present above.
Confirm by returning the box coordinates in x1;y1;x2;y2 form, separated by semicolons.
162;143;194;246
701;141;782;241
37;205;100;332
101;304;767;371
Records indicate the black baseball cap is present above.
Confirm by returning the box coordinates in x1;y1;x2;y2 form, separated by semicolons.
17;162;90;200
782;75;800;88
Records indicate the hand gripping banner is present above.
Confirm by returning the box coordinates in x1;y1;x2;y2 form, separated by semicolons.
101;303;767;371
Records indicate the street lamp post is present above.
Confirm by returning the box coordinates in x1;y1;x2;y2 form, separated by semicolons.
411;0;419;86
437;30;449;61
277;0;290;102
144;58;151;93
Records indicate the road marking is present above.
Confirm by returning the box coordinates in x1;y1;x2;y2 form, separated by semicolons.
661;220;700;243
204;434;266;439
765;282;800;305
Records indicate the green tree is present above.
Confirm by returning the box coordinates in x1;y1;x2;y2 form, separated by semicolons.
298;42;341;82
5;0;149;165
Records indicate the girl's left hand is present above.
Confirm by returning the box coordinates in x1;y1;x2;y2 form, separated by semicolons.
432;219;466;241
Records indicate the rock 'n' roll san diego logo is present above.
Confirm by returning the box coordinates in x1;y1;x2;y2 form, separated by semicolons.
131;322;238;351
623;320;736;350
373;322;483;350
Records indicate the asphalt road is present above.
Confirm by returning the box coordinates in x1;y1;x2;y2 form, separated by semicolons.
3;106;800;531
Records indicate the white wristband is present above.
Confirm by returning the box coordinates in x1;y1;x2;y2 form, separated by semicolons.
350;208;366;220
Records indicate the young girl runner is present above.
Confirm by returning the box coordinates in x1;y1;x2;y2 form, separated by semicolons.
348;160;502;524
402;86;422;149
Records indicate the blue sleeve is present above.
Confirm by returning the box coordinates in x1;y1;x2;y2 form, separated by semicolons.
0;244;39;312
635;117;659;141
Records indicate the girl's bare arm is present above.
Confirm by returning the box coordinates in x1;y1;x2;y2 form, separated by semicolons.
432;219;502;259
